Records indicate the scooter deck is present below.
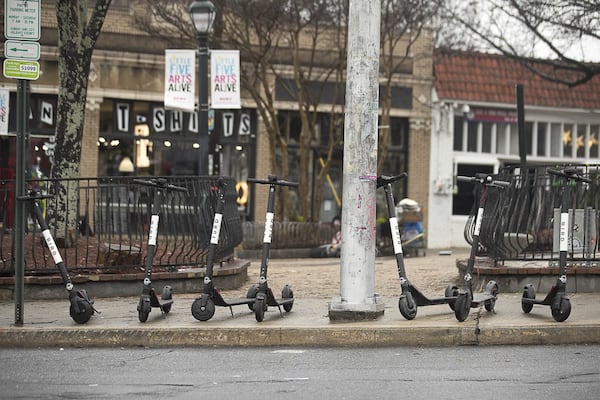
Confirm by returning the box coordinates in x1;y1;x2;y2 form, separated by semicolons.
410;286;456;306
216;297;256;307
268;297;294;307
470;293;495;308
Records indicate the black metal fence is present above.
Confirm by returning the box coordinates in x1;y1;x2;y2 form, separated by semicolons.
464;164;600;263
0;176;242;275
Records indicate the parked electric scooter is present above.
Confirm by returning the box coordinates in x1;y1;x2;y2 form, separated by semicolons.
134;178;187;322
377;174;458;320
246;175;297;322
454;173;510;322
18;190;98;324
521;167;591;322
191;178;257;321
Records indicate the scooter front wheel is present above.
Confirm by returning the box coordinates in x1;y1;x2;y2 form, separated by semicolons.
191;297;216;321
521;284;536;313
246;284;259;311
454;293;471;322
551;296;571;322
70;299;93;324
138;298;151;322
161;285;173;313
254;297;266;322
398;293;417;320
445;285;459;311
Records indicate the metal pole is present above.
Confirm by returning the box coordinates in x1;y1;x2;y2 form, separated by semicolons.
14;79;29;326
197;33;210;175
516;84;527;172
329;0;383;320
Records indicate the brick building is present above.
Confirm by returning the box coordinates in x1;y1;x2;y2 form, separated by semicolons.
1;1;434;224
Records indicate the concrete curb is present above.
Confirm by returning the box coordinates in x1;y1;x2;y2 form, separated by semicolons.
2;324;600;348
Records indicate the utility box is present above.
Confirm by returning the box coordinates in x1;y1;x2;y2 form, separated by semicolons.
552;208;597;256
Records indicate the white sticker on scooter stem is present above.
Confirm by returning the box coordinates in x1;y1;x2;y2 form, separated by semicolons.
42;230;63;264
560;212;569;252
149;215;159;246
211;213;223;245
264;212;274;243
389;217;403;254
474;208;484;236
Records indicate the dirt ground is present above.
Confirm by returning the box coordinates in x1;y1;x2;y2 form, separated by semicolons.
222;249;469;300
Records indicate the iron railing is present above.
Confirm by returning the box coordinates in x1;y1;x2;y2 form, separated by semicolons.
0;176;242;275
464;164;600;263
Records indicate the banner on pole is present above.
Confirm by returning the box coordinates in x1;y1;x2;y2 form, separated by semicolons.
0;89;9;135
164;49;196;112
211;50;241;109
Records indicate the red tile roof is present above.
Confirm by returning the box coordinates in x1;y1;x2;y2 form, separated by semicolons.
434;50;600;110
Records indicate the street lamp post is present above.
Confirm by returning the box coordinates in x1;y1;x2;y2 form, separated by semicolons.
189;1;217;176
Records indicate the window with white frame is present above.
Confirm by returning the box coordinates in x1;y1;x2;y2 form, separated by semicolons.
453;107;600;160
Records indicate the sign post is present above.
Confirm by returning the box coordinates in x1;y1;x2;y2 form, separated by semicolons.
4;0;41;326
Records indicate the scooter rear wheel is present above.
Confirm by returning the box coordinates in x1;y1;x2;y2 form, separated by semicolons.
454;293;471;322
521;284;536;313
246;284;259;311
191;297;215;321
70;299;93;324
254;297;266;322
484;281;498;311
282;285;294;312
161;285;173;313
398;293;417;320
551;296;571;322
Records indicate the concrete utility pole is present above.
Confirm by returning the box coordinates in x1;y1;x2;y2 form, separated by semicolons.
329;0;383;320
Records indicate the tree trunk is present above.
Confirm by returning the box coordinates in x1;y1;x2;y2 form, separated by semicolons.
50;1;110;245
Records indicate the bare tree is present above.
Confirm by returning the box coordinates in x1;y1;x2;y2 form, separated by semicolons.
51;0;112;244
133;0;348;221
436;0;600;86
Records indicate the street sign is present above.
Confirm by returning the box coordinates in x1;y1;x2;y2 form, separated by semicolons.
4;0;41;40
4;40;40;60
3;59;40;80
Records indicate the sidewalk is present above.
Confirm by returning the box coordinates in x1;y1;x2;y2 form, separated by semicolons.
1;249;599;347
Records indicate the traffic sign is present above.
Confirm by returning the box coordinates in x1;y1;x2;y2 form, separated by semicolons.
4;0;41;40
4;40;40;60
3;59;40;80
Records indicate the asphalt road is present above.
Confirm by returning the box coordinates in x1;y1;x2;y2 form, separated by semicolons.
2;345;599;399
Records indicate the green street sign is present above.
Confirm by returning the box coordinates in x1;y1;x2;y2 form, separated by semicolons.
3;59;40;80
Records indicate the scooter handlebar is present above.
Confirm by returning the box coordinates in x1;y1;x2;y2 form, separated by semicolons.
547;167;592;183
132;178;188;193
17;190;54;201
247;176;299;188
377;173;407;188
457;175;511;189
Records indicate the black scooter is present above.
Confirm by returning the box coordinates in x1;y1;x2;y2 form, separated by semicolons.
377;174;458;320
191;178;257;321
134;178;187;322
18;190;98;324
247;175;297;322
454;174;510;322
521;167;591;322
